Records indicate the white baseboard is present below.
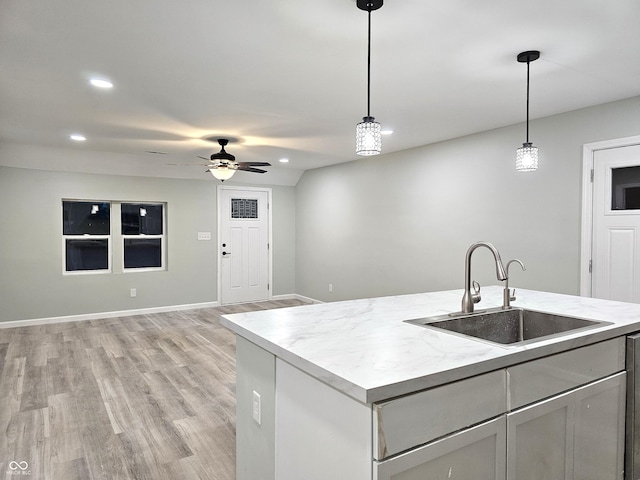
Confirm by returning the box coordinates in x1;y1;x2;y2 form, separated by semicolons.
0;294;323;329
272;293;323;304
0;301;219;329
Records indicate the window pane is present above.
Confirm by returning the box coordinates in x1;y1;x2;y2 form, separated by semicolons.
121;204;163;235
124;238;162;269
612;166;640;210
231;198;258;219
63;201;110;235
65;239;109;271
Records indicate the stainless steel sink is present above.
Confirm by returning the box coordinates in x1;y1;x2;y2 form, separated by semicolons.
405;308;611;345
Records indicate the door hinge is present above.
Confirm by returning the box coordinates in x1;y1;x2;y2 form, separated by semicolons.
589;260;592;273
590;169;594;182
267;283;270;291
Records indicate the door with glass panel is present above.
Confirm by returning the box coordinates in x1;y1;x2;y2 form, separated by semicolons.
592;144;640;303
218;186;271;305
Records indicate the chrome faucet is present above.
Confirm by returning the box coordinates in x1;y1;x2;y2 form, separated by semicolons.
503;259;526;308
461;242;508;313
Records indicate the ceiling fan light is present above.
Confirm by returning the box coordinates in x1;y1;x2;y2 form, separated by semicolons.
516;142;538;171
210;167;236;182
356;117;381;156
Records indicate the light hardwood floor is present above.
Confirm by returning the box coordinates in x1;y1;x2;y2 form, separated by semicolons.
0;299;309;480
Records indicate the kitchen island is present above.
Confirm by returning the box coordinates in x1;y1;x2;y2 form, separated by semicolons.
220;287;640;480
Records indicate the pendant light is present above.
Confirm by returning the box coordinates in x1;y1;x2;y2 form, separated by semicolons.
355;0;383;156
516;50;540;171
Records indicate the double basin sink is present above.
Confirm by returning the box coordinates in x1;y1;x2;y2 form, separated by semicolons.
405;307;611;346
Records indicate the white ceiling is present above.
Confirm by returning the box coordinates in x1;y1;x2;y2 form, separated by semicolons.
1;0;639;185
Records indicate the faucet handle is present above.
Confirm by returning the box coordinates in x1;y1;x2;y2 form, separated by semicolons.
510;288;517;302
472;280;481;304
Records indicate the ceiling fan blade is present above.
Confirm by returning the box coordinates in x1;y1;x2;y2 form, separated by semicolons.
197;156;209;161
238;167;268;174
237;161;272;167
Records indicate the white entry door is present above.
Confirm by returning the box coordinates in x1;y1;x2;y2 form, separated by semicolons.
592;144;640;303
218;186;271;305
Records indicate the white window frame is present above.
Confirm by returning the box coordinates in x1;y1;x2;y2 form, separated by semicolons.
62;199;167;275
121;202;166;273
62;200;112;275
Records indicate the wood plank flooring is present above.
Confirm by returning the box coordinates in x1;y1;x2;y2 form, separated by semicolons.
0;299;310;480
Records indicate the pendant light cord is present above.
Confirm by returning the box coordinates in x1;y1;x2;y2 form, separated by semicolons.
366;8;372;118
525;60;530;144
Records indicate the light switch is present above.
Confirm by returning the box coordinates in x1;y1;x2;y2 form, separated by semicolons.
197;231;211;241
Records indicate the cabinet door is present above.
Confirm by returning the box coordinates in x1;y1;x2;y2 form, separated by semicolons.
573;373;626;480
374;417;506;480
507;373;626;480
507;389;575;480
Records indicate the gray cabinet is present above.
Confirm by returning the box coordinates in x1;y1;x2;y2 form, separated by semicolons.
376;373;625;480
235;334;626;480
506;372;626;480
374;417;506;480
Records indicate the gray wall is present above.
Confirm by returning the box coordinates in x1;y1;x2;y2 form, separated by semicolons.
2;96;639;321
0;166;296;322
295;96;640;302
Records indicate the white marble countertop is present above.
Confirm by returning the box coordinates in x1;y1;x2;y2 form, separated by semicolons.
220;287;640;404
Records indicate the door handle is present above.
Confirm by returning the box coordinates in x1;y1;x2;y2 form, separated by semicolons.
222;251;231;256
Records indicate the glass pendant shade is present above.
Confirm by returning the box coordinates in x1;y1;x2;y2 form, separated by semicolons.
516;142;539;171
210;167;236;181
356;116;381;156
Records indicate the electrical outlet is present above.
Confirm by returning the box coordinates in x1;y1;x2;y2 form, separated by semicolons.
252;390;262;425
130;288;137;298
328;283;333;293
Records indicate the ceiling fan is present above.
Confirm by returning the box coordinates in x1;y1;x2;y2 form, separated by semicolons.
170;138;271;182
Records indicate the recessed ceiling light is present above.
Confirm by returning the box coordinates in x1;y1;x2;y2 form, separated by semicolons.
70;134;86;142
381;129;394;135
90;78;113;89
279;158;289;163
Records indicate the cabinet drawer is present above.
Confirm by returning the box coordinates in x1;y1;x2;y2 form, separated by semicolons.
507;337;625;410
373;370;506;460
374;416;506;480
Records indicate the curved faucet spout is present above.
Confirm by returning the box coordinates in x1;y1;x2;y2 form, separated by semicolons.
461;241;507;313
503;259;526;308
